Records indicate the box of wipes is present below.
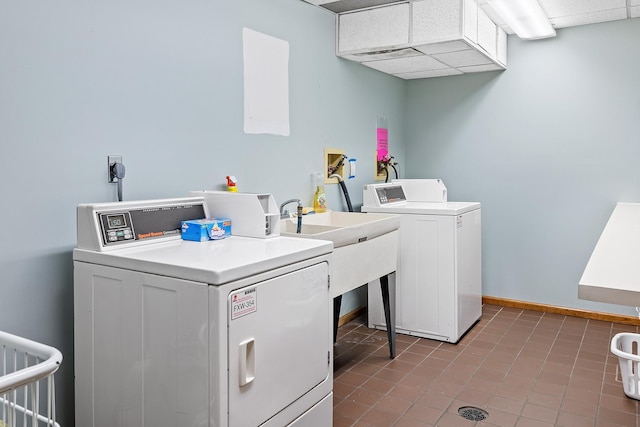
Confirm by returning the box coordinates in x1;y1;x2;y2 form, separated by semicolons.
181;218;232;241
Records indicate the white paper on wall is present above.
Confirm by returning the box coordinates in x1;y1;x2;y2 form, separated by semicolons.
243;28;290;136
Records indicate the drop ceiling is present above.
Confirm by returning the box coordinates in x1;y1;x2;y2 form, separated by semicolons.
306;0;640;33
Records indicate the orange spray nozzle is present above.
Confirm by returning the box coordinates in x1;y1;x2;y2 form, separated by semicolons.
226;176;237;192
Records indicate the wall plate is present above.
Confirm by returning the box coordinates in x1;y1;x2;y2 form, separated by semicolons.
324;148;346;184
375;151;387;181
108;155;122;183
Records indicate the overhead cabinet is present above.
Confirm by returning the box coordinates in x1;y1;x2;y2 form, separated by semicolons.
337;0;507;79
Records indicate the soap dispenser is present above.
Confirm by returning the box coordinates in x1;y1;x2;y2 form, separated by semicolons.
313;173;327;213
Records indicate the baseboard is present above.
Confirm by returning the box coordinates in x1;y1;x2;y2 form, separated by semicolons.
338;306;367;327
482;296;640;326
339;298;640;328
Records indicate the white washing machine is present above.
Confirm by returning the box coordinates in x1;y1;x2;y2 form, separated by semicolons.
362;180;482;343
73;197;333;427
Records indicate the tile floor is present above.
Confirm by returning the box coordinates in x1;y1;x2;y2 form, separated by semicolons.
332;304;640;426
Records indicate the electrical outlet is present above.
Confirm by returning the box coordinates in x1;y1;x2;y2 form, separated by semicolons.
108;155;123;183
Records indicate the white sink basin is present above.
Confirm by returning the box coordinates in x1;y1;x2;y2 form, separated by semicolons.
280;211;400;297
280;211;399;248
280;222;342;237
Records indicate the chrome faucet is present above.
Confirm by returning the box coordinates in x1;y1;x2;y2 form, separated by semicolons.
280;198;302;219
279;198;303;234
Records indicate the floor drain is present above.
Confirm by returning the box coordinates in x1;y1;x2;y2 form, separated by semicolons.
458;406;488;421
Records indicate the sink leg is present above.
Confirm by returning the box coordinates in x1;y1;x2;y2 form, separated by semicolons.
333;295;342;343
380;273;396;359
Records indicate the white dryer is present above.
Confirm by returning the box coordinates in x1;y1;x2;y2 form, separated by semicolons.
362;180;482;343
73;197;333;427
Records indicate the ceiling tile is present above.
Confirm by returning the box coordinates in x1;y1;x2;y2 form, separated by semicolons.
337;3;410;52
395;68;463;80
414;40;471;55
320;0;400;13
539;0;626;18
302;0;335;5
432;49;492;68
549;8;628;28
363;54;448;74
341;47;423;62
457;63;504;73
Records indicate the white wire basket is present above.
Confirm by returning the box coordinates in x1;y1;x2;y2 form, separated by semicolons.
0;331;63;427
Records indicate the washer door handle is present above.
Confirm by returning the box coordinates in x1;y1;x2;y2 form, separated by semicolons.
239;338;255;387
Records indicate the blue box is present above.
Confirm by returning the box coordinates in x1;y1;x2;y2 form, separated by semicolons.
181;218;232;241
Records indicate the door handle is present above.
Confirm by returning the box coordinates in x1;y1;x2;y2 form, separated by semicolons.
239;338;255;386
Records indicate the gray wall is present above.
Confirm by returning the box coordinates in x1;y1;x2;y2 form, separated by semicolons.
0;1;405;424
405;18;640;316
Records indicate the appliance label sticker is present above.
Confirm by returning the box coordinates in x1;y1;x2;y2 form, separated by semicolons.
231;288;257;320
457;215;463;228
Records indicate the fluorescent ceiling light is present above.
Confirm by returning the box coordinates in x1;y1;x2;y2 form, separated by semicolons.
487;0;556;40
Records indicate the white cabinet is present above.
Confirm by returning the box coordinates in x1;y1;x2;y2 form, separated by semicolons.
336;0;507;79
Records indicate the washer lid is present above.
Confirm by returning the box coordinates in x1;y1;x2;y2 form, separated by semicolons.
73;235;332;285
362;201;480;215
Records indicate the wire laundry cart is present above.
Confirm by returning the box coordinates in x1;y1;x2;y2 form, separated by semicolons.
0;331;62;427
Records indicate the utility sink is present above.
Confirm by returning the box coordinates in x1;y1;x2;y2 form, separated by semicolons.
280;222;342;238
280;211;398;248
280;211;400;297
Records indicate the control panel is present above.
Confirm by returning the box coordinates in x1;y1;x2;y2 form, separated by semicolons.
76;198;207;251
98;203;206;246
100;212;134;243
363;183;407;207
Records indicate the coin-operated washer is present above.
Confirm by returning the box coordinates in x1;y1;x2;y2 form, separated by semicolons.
362;179;482;343
73;197;334;427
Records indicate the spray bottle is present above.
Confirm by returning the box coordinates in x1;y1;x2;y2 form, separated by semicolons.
226;176;238;192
